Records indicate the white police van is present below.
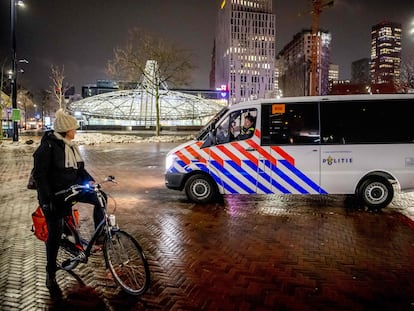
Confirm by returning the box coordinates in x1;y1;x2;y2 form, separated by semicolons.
165;94;414;209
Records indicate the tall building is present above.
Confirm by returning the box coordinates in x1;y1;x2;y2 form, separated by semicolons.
351;58;371;84
328;63;339;93
277;29;331;97
328;64;339;82
209;41;216;89
370;21;402;85
215;0;275;104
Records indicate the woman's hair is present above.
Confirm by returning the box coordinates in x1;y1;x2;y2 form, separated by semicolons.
245;115;255;123
58;132;66;137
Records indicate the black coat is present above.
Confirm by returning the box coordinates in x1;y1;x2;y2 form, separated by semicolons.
33;131;94;206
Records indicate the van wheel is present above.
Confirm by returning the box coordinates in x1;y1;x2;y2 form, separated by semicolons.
185;174;218;204
357;177;394;210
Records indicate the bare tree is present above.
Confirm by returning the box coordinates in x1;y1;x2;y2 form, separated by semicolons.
1;58;9;94
399;56;414;93
106;28;195;135
50;64;70;109
39;89;54;128
0;57;11;139
16;89;34;130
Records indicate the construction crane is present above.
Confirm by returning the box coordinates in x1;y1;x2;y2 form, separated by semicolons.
310;0;334;96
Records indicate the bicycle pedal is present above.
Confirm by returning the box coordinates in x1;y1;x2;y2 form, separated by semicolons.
62;259;72;268
75;251;87;263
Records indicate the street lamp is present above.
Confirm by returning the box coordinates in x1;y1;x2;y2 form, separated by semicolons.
411;20;414;36
10;0;25;142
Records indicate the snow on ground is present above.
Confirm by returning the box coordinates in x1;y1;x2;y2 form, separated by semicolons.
73;132;195;145
0;132;194;149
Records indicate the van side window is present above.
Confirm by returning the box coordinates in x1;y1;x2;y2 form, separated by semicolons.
215;108;257;145
261;103;319;146
320;99;414;144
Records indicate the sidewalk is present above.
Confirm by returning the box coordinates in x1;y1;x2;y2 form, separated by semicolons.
0;142;52;309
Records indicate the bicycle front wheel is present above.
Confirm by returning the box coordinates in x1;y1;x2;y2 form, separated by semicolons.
103;230;150;295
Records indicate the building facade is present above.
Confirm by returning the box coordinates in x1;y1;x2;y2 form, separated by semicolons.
277;29;331;97
370;21;402;85
328;64;339;82
351;58;371;84
215;0;275;104
328;63;339;94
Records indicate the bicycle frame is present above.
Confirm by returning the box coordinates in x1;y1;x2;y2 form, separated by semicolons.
63;215;108;262
60;183;116;268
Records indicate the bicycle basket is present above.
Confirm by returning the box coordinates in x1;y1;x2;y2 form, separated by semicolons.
31;206;48;242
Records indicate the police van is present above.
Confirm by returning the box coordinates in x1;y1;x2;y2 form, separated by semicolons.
165;94;414;209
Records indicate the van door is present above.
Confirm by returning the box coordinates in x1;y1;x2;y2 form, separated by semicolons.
209;108;260;195
260;102;324;194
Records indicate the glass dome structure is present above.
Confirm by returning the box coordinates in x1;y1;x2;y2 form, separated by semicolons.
68;88;226;127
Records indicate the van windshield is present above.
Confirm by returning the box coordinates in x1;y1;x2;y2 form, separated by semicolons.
196;107;229;140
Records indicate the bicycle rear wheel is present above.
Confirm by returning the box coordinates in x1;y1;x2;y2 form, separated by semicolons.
103;230;150;295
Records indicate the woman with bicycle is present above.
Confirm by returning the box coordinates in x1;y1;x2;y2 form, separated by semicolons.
33;109;106;296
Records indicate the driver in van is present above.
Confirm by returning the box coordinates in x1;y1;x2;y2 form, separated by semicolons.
231;115;256;141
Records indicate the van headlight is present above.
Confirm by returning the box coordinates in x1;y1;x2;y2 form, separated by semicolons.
165;154;177;171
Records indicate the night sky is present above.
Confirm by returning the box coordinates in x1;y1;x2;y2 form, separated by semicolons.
1;0;413;100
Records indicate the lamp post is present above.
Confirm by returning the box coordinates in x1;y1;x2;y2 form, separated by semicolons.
10;0;24;142
411;20;414;37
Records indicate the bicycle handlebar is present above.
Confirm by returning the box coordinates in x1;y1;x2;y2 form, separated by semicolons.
55;175;117;202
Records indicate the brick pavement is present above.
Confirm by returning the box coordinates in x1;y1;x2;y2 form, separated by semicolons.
1;138;414;310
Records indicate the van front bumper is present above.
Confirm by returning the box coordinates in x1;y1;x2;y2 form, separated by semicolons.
165;172;185;190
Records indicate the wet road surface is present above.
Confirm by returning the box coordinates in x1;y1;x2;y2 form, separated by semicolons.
1;142;414;310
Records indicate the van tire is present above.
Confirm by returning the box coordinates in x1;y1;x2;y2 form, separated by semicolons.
184;174;218;204
357;177;394;210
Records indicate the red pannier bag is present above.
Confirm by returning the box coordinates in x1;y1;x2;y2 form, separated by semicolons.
31;207;79;242
31;206;48;242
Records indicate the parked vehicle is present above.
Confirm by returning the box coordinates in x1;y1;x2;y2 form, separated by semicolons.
165;94;414;209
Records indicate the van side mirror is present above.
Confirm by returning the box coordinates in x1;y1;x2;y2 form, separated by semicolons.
201;131;216;148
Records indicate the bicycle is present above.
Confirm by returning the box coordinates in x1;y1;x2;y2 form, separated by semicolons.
55;176;150;296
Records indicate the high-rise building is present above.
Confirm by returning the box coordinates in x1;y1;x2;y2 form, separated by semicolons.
209;41;216;89
328;63;339;93
215;0;275;104
370;21;402;85
277;29;331;97
328;64;339;82
351;58;371;84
